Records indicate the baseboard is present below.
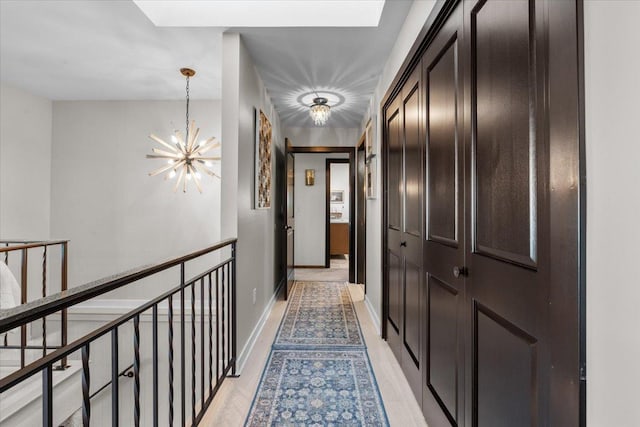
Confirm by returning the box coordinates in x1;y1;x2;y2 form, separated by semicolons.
294;265;325;269
364;295;381;336
235;279;284;374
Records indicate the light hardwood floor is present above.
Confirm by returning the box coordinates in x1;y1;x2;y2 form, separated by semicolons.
200;270;427;426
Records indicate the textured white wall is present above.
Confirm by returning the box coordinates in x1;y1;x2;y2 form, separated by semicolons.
361;0;437;330
585;2;640;426
293;153;348;266
50;100;221;294
0;83;52;240
221;33;284;362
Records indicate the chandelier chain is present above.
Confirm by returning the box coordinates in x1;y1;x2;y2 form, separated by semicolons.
185;76;190;141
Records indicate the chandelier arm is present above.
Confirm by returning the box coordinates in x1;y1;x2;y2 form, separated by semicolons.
194;156;222;161
146;154;183;160
173;131;186;149
190;165;203;194
192;160;212;174
188;126;200;152
148;159;186;177
149;134;179;153
194;142;220;155
152;148;183;158
173;167;186;193
193;137;217;152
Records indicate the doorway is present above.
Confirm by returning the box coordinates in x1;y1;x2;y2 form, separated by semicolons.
287;146;356;283
325;159;353;280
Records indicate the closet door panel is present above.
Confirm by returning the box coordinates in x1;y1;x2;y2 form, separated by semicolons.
428;41;459;246
473;0;537;267
421;3;465;426
388;109;403;231
388;249;402;332
427;275;460;423
404;82;423;238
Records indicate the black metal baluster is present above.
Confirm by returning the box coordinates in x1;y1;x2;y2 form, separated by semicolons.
43;365;53;427
227;262;231;368
180;264;186;427
221;264;226;377
20;248;27;368
60;241;68;369
200;278;205;410
191;281;196;425
112;328;119;427
42;246;47;358
208;273;213;393
82;344;91;427
168;295;174;427
231;242;237;375
215;269;219;383
152;304;159;427
134;315;141;427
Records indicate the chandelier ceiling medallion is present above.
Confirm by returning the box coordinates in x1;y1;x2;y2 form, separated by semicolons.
309;95;331;126
146;68;220;193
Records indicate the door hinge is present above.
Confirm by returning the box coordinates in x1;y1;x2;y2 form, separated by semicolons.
579;363;587;382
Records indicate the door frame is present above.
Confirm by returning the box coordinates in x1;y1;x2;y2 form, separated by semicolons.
356;137;367;289
379;0;586;424
289;146;356;283
284;138;295;300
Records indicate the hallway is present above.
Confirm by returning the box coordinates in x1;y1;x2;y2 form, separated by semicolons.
201;268;426;426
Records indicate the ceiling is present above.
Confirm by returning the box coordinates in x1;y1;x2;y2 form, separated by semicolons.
0;0;223;100
0;0;413;127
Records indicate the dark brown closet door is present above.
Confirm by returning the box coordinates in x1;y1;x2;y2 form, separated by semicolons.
421;3;465;426
465;0;553;425
385;66;424;399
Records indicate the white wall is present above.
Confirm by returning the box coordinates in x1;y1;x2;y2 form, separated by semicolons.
584;2;640;426
50;100;221;294
221;33;284;367
293;153;348;266
0;83;52;240
361;0;437;329
284;126;359;147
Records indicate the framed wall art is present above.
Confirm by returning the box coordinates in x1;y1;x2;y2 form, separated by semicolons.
254;108;272;209
366;157;377;199
330;190;344;203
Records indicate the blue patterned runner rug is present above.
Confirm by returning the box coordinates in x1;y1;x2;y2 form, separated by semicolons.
245;282;389;426
273;281;365;349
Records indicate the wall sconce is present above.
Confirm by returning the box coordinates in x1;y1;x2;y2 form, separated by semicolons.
305;169;315;186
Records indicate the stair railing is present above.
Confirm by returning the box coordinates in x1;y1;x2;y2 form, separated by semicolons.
1;240;69;369
0;238;237;427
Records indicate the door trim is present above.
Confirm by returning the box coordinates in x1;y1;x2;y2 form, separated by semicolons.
357;137;367;289
289;146;356;283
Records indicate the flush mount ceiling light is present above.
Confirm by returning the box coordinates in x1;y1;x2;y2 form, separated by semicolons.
310;97;331;126
146;68;221;193
133;1;385;27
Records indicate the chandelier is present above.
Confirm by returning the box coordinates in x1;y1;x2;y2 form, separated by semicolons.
146;68;221;193
309;96;331;126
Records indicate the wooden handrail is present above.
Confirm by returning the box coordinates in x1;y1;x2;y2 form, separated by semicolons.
0;240;69;253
